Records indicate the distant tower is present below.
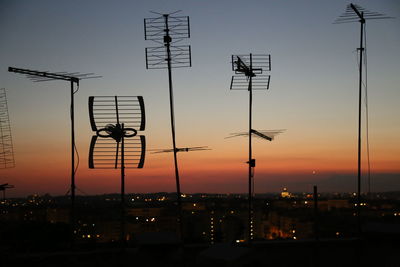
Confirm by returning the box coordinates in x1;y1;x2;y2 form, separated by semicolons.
0;88;15;169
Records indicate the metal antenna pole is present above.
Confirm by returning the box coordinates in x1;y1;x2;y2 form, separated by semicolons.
145;12;191;241
335;2;394;238
89;96;146;246
70;80;76;239
248;53;253;242
121;123;126;246
8;67;100;245
164;14;183;239
356;12;364;236
313;185;320;267
229;54;273;242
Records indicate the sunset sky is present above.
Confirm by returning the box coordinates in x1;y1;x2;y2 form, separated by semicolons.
0;0;399;197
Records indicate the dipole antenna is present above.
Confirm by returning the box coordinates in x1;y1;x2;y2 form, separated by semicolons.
8;67;100;241
334;3;394;236
0;88;15;169
149;146;210;154
88;96;146;246
229;53;281;242
144;11;191;239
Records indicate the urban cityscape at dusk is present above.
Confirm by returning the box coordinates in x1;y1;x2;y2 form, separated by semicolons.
1;0;399;266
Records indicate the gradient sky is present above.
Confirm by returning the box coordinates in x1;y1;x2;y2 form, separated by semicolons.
0;0;399;197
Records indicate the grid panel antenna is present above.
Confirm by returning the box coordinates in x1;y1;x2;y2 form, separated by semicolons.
88;95;146;245
144;11;192;240
230;54;271;90
88;96;146;169
145;13;191;69
0;88;15;169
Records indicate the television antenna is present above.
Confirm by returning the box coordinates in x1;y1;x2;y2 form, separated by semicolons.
334;3;394;235
8;67;100;238
144;11;191;238
88;95;145;245
229;53;280;242
149;146;210;154
0;88;15;169
0;183;14;200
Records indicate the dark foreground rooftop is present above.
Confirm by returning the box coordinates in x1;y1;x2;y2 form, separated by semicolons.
2;235;399;267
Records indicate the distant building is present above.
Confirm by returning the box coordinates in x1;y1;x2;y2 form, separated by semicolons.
281;187;291;198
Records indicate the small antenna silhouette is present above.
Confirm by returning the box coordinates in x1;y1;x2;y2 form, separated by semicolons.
335;3;394;236
0;183;14;200
8;67;100;240
0;88;15;169
229;53;280;242
88;95;145;246
150;146;210;154
144;11;192;239
226;130;285;141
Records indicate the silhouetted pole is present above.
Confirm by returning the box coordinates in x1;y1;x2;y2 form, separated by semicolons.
350;3;365;236
335;2;394;238
313;185;319;267
164;14;183;239
70;80;76;241
248;54;253;242
313;185;319;241
7;67;96;245
120;123;126;246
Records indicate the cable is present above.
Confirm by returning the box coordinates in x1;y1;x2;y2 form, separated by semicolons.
73;82;80;95
354;27;372;196
72;83;80;192
363;24;372;195
74;142;80;175
355;25;372;196
73;83;80;176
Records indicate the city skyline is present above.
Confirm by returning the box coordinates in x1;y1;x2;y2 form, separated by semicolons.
0;0;399;197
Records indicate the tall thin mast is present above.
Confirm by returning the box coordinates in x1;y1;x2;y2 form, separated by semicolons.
164;14;183;237
144;12;191;240
229;54;272;242
248;54;253;241
334;3;392;236
8;67;99;244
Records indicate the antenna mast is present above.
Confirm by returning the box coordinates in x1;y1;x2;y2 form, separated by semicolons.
8;67;100;243
88;95;146;246
230;54;273;242
144;11;191;239
335;3;394;236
